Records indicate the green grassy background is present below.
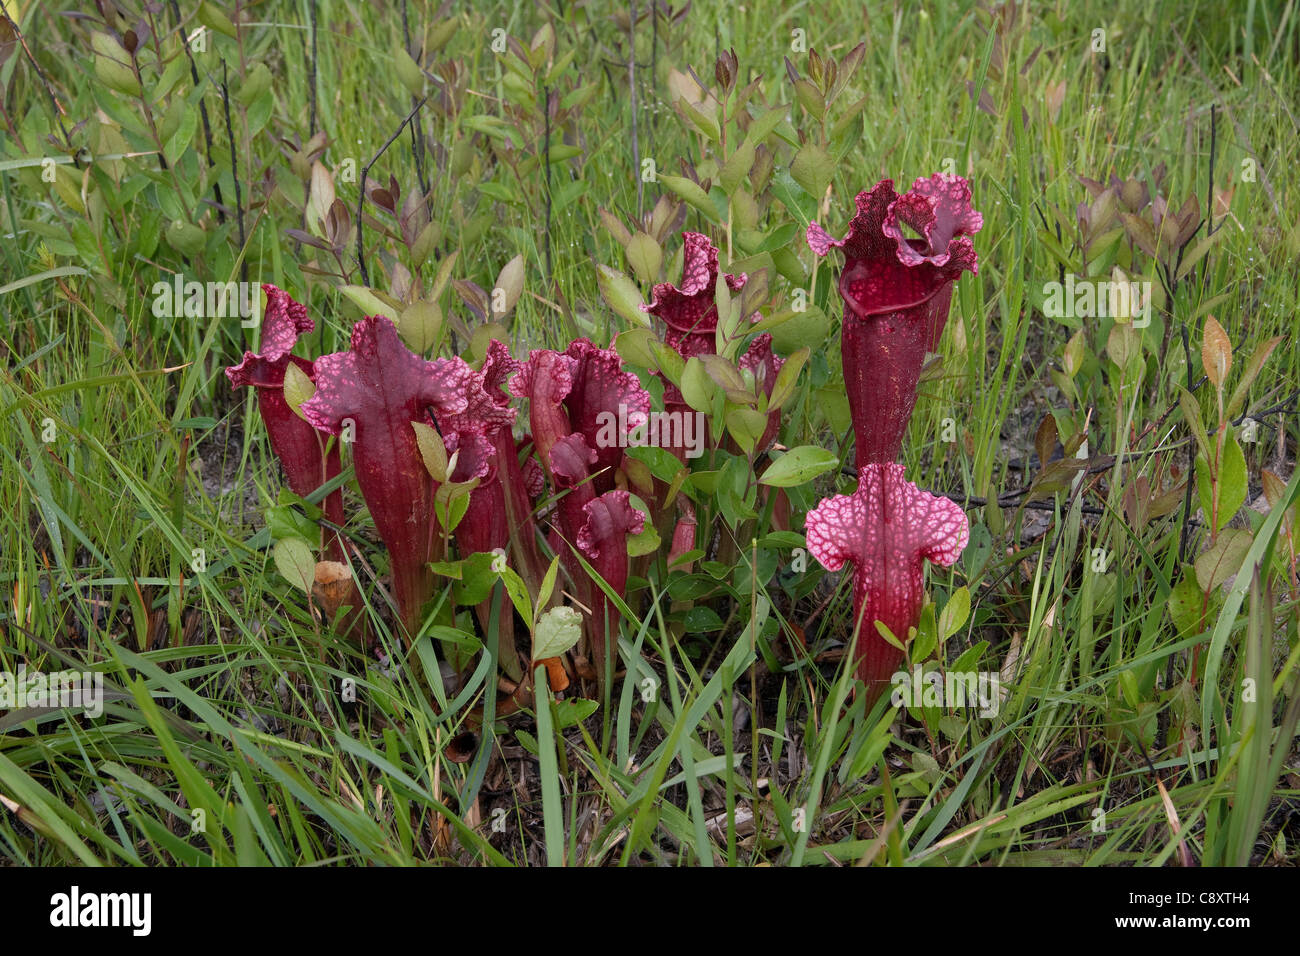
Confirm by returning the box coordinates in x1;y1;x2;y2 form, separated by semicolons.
0;0;1297;865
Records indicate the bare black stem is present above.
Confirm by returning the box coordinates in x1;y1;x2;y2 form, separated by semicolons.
1176;327;1198;568
650;0;658;155
308;0;318;134
401;0;429;196
840;390;1296;518
1206;104;1217;241
356;92;432;287
1157;324;1199;751
8;11;71;147
219;60;247;283
168;1;222;223
628;0;641;219
543;85;553;286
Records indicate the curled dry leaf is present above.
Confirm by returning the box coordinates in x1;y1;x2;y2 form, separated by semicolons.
444;730;478;763
312;560;368;646
1201;315;1231;389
